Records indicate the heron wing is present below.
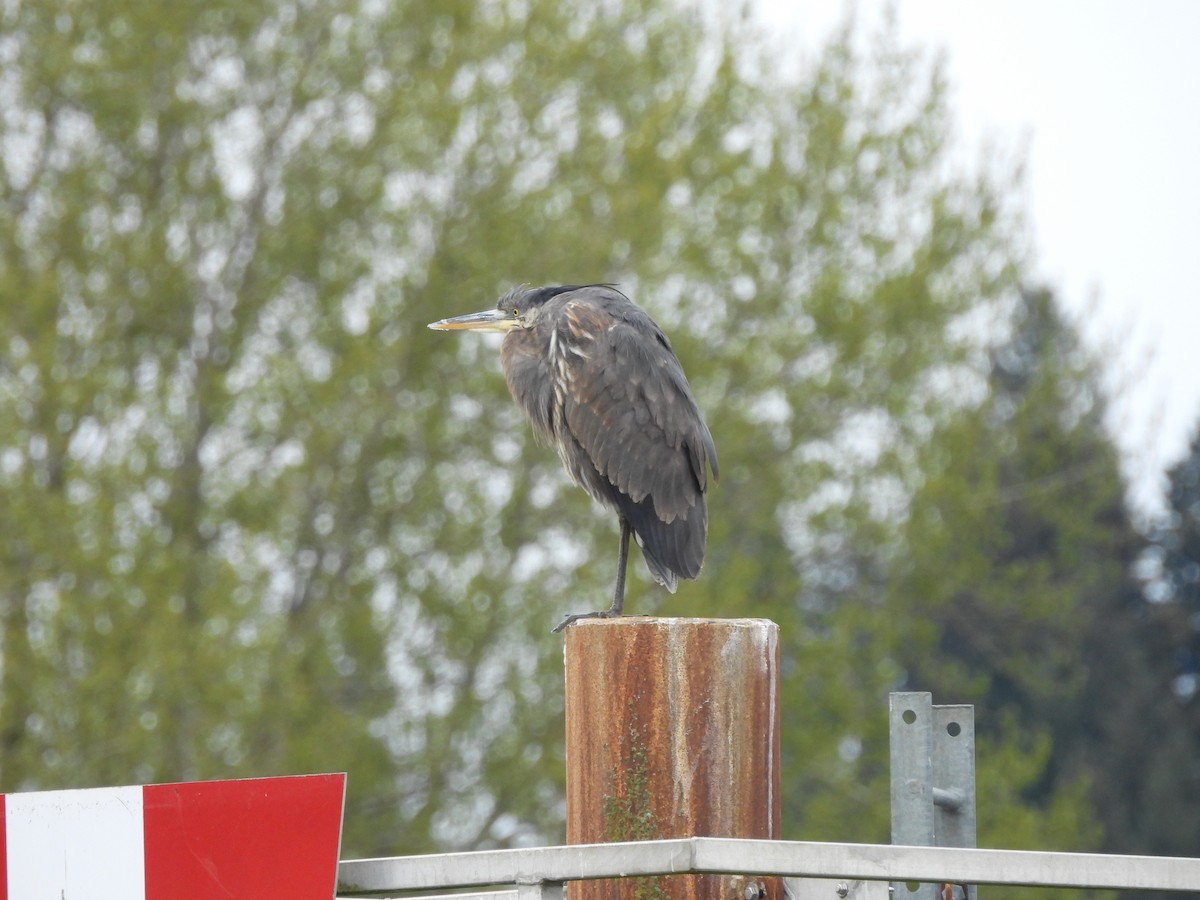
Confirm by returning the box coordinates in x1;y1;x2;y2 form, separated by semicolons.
555;293;717;582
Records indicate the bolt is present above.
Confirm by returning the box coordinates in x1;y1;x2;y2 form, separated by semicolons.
836;883;849;898
743;882;765;900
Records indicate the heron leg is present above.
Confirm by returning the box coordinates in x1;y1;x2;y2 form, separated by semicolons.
551;518;631;634
610;517;630;615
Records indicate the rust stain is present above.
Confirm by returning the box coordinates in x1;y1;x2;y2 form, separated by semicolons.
565;618;781;900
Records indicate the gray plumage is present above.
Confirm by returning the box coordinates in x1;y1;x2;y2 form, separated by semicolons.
430;284;718;630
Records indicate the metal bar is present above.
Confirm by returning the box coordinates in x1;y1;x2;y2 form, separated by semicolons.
338;838;1200;894
338;839;696;893
889;692;937;900
931;705;975;849
932;704;977;900
695;839;1199;892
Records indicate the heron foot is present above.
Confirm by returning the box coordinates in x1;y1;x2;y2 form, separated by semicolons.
551;608;623;634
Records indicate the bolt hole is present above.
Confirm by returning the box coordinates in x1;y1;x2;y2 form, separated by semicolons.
905;881;921;892
946;721;962;737
902;709;917;724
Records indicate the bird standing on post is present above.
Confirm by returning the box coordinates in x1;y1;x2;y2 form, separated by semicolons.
429;284;719;632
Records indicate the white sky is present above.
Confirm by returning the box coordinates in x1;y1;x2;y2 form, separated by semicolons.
755;0;1200;517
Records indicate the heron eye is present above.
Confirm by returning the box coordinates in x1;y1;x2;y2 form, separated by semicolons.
511;307;521;318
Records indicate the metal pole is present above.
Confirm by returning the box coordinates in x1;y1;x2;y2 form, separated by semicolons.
890;693;980;900
932;705;976;900
563;618;781;900
890;692;938;900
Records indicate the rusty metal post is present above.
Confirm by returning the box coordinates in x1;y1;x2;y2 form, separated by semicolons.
564;618;781;900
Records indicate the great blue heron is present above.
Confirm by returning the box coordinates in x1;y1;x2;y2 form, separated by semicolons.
429;284;718;632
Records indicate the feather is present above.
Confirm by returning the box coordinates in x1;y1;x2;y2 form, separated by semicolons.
497;284;717;612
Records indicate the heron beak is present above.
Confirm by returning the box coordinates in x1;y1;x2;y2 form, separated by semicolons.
428;308;521;333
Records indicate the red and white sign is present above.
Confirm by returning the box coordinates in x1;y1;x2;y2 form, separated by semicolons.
0;773;345;900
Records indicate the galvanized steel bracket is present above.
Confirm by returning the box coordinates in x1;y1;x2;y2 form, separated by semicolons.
889;692;977;900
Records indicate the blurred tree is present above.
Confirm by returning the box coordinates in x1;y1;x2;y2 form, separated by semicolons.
0;0;408;854
885;288;1200;896
1146;423;1200;722
892;290;1122;723
887;289;1118;857
0;0;1136;863
1157;426;1200;728
660;18;1031;843
1133;425;1200;876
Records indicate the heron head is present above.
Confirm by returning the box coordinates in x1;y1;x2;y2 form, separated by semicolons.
429;284;608;333
427;307;522;334
427;286;544;333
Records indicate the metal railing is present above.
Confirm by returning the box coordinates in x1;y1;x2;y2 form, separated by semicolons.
338;692;1200;898
337;836;1200;898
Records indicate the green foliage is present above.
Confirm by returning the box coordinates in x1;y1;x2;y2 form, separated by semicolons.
893;290;1127;713
885;288;1182;897
0;0;1184;872
973;717;1102;900
1131;427;1200;877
